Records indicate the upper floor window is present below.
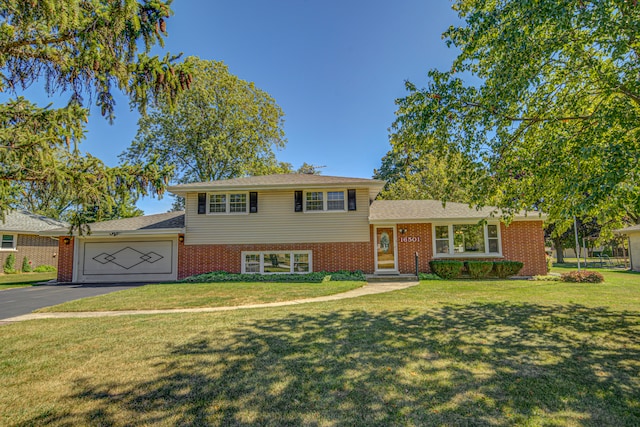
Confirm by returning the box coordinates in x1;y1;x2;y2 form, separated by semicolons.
304;190;345;212
433;223;501;257
208;193;248;214
1;234;16;250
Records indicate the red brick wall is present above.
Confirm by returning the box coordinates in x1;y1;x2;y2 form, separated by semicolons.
178;236;374;279
393;221;546;276
501;221;547;276
0;234;59;271
57;237;74;282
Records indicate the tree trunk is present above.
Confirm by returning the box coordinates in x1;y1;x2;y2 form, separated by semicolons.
553;236;565;263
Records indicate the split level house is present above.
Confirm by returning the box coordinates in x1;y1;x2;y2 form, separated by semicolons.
43;174;547;283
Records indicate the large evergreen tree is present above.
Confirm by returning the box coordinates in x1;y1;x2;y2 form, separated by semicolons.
0;0;191;232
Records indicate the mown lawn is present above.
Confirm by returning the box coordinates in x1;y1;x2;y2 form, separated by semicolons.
1;269;639;426
36;281;365;312
0;272;56;290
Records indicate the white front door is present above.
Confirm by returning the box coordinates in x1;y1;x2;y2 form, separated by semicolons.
374;226;397;272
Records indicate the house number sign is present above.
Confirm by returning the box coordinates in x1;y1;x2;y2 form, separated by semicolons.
399;236;421;243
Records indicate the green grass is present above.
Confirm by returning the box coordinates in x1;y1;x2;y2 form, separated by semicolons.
0;272;56;289
1;269;639;426
37;281;365;312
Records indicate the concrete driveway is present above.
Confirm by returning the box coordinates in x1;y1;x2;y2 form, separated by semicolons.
0;283;144;321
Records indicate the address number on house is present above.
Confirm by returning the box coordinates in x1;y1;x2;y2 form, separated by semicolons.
399;236;421;243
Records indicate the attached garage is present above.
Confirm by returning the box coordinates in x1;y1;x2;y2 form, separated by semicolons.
75;238;178;283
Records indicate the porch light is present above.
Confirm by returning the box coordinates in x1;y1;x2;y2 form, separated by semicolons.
63;237;71;245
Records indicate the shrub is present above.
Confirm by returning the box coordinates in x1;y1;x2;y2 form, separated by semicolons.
418;272;441;280
429;260;464;279
4;253;16;274
180;270;367;283
561;270;604;283
492;260;524;278
33;264;57;273
22;256;32;273
465;261;494;279
545;254;553;272
531;275;561;282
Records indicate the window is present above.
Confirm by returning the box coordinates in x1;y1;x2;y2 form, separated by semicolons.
242;251;312;274
327;191;344;210
433;223;501;256
306;192;324;211
208;193;248;214
1;234;16;250
303;190;346;212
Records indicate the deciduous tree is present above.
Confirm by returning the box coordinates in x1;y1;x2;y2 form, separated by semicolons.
392;0;639;234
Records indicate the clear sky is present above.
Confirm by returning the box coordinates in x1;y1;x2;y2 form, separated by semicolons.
17;1;462;214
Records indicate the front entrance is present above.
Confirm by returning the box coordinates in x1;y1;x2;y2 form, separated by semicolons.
375;226;397;272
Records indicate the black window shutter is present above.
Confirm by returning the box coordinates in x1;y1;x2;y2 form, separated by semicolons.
197;193;206;214
347;189;357;211
249;192;258;213
294;191;303;212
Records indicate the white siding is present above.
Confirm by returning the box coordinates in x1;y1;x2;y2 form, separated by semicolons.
184;189;371;244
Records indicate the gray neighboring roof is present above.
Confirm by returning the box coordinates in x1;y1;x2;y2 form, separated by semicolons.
369;200;543;222
42;211;185;236
614;224;640;234
0;210;68;233
168;174;385;198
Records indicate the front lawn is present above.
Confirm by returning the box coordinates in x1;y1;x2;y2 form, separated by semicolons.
0;272;56;290
1;269;638;426
37;281;365;312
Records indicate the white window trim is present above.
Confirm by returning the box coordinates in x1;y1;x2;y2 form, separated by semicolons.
0;233;17;251
241;250;313;274
207;192;249;215
432;222;502;258
303;190;346;213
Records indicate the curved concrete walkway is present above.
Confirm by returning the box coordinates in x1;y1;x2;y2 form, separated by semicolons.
2;280;419;322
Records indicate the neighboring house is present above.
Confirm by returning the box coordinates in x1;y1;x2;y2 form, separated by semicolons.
42;174;547;283
0;210;68;271
614;224;640;272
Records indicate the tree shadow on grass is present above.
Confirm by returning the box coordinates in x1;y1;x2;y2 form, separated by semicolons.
16;303;640;426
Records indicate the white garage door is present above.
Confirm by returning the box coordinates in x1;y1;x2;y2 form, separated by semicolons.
77;239;177;283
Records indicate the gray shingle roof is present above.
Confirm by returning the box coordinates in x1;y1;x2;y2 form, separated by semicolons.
43;211;185;235
168;174;385;193
0;210;68;233
369;200;542;222
615;224;640;234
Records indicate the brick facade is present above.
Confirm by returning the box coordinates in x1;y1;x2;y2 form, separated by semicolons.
0;234;59;272
178;236;374;279
177;220;546;279
57;237;74;282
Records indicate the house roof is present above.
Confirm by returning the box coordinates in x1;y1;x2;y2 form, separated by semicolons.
369;200;544;222
168;174;385;199
614;224;640;234
0;210;68;233
42;211;185;236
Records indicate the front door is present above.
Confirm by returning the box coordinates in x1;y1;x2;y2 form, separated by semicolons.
375;227;397;272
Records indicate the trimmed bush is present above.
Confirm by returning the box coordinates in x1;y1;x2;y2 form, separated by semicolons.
465;261;494;279
33;264;57;273
561;270;604;283
492;260;524;278
429;260;464;279
180;270;366;284
546;254;553;272
3;253;16;274
22;257;32;273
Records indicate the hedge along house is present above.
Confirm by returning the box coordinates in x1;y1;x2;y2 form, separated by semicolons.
1;210;67;271
45;174;547;283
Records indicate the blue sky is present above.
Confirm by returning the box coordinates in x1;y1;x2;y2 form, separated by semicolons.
16;1;462;214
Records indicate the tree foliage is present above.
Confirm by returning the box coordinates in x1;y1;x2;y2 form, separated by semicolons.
122;57;287;184
392;0;640;234
0;0;191;231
